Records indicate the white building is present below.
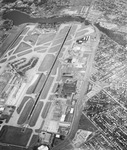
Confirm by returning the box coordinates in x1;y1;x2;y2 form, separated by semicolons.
38;145;49;150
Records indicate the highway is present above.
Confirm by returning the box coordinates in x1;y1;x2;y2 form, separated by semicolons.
51;25;100;150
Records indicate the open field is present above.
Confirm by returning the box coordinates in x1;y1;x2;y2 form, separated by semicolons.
24;34;39;46
40;77;54;99
8;55;16;61
17;96;33;114
21;27;30;36
26;74;42;94
48;44;62;53
57;26;70;38
0;24;25;58
10;36;23;50
0;58;7;63
34;46;48;52
78;114;97;132
29;101;44;127
51;60;60;75
38;54;55;72
29;134;39;147
41;102;52;119
17;49;32;57
35;120;45;133
0;125;32;147
34;74;46;94
13;42;31;54
51;37;65;47
37;33;55;45
17;99;34;125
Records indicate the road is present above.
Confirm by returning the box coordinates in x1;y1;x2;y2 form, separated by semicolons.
51;25;100;150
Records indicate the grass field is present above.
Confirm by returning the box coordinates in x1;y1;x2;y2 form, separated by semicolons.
26;74;41;95
29;134;38;147
8;49;14;56
0;58;7;63
41;102;52;119
48;44;61;53
8;55;16;61
51;37;65;47
0;145;26;150
13;42;31;54
57;26;70;39
35;120;45;133
38;54;55;72
17;96;33;114
34;46;48;52
40;77;54;99
75;29;88;38
34;74;46;94
21;27;30;36
51;60;60;75
10;36;23;49
0;25;25;58
78;114;97;132
36;33;55;45
0;125;32;147
24;34;39;46
52;83;58;93
29;101;44;127
69;24;78;36
17;99;34;125
17;49;32;57
64;40;73;46
69;0;92;6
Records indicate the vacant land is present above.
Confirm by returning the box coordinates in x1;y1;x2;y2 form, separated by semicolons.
17;96;33;114
0;125;32;147
41;102;52;119
13;42;32;54
17;99;34;125
78;114;97;132
29;101;44;127
38;54;55;72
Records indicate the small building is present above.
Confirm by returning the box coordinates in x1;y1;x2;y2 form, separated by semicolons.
38;145;49;150
59;122;70;127
60;114;66;122
55;134;60;138
70;108;74;114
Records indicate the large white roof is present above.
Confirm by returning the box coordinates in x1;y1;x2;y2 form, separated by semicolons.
38;145;49;150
